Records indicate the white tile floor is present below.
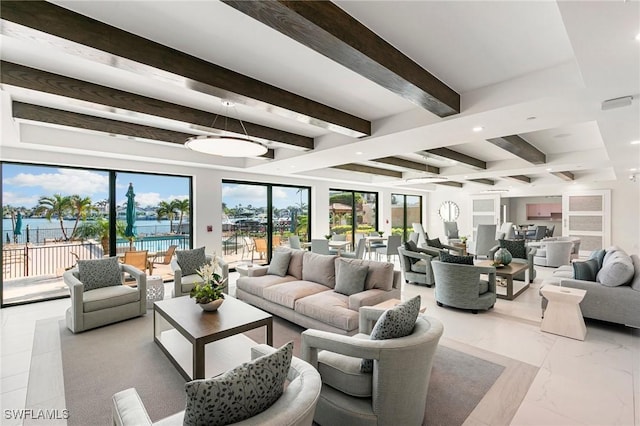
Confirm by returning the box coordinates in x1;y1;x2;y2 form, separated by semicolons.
1;264;638;425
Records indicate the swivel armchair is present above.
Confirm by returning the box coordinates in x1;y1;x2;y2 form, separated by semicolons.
432;260;497;314
171;253;228;297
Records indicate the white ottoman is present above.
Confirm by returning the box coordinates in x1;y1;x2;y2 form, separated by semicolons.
146;275;164;309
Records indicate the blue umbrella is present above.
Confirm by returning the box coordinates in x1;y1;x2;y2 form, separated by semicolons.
14;212;22;243
124;183;136;249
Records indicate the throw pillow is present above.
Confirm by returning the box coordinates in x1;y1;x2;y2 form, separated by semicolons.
334;259;368;296
499;239;526;259
427;238;443;249
267;250;291;277
439;251;474;265
588;249;606;272
302;252;338;288
183;341;293;426
361;295;421;373
596;251;635;287
78;256;122;291
404;240;419;252
573;258;599;281
176;247;207;276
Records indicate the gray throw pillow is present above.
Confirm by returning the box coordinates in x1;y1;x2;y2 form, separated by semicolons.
588;249;606;271
499;239;526;259
440;251;474;265
176;247;207;276
334;259;368;296
78;257;122;291
361;295;421;373
427;238;443;249
183;341;293;426
573;259;598;281
302;252;337;288
267;250;291;277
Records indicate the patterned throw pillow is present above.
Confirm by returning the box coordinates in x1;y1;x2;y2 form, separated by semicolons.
499;239;526;259
334;259;368;296
427;238;444;249
361;295;421;373
176;247;207;276
573;258;599;281
78;257;122;291
267;250;291;277
183;341;293;426
439;251;474;265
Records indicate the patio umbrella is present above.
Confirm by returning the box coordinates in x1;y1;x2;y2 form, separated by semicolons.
124;182;136;250
14;212;22;243
290;210;297;233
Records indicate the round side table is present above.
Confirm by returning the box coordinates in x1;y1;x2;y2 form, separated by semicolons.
146;275;165;309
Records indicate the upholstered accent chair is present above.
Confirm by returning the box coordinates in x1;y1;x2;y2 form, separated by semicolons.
289;235;302;250
443;221;462;244
341;238;366;259
311;239;330;255
112;345;322;426
533;240;574;267
375;234;402;262
496;222;515;240
301;308;443;426
397;247;440;287
468;224;498;259
171;252;229;298
413;222;465;255
63;260;146;333
432;260;497;314
525;225;547;242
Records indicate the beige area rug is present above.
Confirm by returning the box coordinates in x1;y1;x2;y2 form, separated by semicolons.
28;313;538;426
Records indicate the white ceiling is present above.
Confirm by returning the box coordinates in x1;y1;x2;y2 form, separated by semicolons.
1;0;639;195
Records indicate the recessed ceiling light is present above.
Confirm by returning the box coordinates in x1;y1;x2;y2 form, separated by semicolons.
631;140;640;145
355;151;363;155
290;165;296;168
464;175;469;179
546;168;552;171
472;126;484;132
636;33;640;41
631;168;638;172
526;116;536;121
554;133;571;139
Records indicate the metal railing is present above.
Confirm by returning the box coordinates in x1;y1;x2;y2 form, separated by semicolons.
2;242;99;280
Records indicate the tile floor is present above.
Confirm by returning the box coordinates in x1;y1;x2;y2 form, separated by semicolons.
1;264;638;425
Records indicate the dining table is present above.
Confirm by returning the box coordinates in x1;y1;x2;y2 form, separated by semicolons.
364;236;387;259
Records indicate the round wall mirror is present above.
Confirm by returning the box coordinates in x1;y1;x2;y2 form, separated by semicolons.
439;201;460;221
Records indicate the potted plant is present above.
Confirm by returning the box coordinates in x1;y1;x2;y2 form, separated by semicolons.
377;230;385;237
324;234;332;240
190;258;228;311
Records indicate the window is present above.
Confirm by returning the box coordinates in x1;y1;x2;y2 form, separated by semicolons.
391;194;422;242
329;189;378;243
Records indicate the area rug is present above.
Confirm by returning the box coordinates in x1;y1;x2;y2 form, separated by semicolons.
48;313;536;426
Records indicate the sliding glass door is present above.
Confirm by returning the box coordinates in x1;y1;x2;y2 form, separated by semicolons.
329;189;378;244
392;194;422;242
222;181;310;269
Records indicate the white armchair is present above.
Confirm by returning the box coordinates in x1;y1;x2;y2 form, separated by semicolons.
302;307;444;426
468;224;498;259
171;254;228;297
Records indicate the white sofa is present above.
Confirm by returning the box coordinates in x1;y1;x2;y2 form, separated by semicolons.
236;250;401;335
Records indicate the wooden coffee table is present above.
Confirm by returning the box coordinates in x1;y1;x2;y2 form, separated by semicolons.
477;260;530;300
154;295;273;380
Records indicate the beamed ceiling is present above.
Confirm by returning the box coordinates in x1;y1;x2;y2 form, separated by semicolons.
0;0;638;195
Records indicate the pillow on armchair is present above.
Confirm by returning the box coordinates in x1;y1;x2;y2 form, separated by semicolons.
176;247;207;276
77;256;122;291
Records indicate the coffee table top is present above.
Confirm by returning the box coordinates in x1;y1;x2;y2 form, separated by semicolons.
476;260;528;276
154;295;272;342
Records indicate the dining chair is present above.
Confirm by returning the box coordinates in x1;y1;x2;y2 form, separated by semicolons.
340;238;366;259
153;244;177;266
252;238;268;261
311;239;330;255
376;234;402;262
289;235;302;250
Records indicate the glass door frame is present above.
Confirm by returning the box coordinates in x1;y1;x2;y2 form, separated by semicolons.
392;193;423;242
329;188;379;243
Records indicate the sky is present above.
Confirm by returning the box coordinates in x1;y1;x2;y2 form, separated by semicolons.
2;164;189;208
222;183;308;210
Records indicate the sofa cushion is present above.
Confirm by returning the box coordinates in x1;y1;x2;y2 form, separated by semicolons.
183;341;292;426
263;280;329;309
294;291;358;331
318;338;373;398
334;259;368;296
440;251;474;265
83;285;139;313
553;265;574;279
630;255;640;292
287;250;305;280
236;274;296;298
180;273;205;294
573;259;598;281
267;250;291;277
411;259;428;273
361;295;420;373
597;251;635;287
588;249;606;271
478;279;490;295
499;239;526;259
403;241;419;264
302;252;337;288
176;247;207;276
78;256;122;291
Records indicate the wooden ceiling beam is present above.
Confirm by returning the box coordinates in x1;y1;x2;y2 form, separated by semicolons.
11;102;275;159
435;181;464;188
551;171;575;181
468;178;495;186
224;1;460;117
503;175;532;184
420;147;486;169
487;135;546;164
1;61;314;151
371;157;439;174
0;1;370;137
332;164;402;178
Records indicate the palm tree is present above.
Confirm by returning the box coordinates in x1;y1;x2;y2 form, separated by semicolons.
157;200;176;233
174;198;190;233
69;195;97;238
34;194;73;240
76;218;126;255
